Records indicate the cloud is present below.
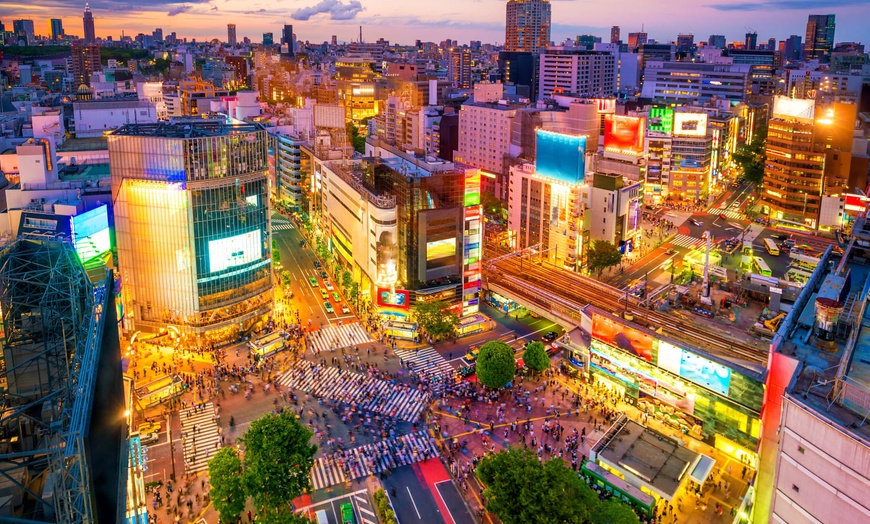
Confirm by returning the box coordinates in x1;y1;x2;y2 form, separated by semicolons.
707;0;869;10
167;4;193;15
244;7;266;13
291;0;364;21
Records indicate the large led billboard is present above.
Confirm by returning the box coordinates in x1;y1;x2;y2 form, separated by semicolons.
590;312;654;362
604;115;645;155
678;351;731;396
377;288;410;310
648;107;675;134
427;238;457;261
71;205;111;262
772;96;815;120
673;113;708;137
208;230;262;273
535;130;586;185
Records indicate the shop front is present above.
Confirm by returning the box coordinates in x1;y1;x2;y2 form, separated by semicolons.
457;312;489;337
383;320;419;341
486;291;519;313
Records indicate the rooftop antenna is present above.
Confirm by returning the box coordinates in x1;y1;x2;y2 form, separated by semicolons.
359;26;363;43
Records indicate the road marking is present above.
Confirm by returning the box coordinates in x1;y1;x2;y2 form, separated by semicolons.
407;486;422;520
434;480;457;524
295;489;369;513
515;325;556;341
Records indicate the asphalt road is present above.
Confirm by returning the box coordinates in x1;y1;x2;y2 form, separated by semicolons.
383;466;445;524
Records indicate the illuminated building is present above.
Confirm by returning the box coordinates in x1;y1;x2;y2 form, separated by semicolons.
49;18;63;41
498;51;538;101
449;49;472;89
804;14;836;63
627;32;647;51
82;0;95;44
268;129;307;211
227;23;237;46
109;121;273;338
640;61;751;104
71;41;102;87
538;48;616;99
505;0;551;53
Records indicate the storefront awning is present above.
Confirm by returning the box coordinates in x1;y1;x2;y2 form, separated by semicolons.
689;454;716;484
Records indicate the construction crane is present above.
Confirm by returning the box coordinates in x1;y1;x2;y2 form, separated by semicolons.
700;230;713;306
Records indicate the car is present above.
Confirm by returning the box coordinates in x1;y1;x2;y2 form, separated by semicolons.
689;218;702;226
341;305;350;314
659;259;674;271
309;277;318;287
320;271;328;279
324;281;334;291
299;240;305;247
465;349;479;361
320;289;329;299
718;213;727;220
542;331;558;342
340;502;356;524
137;421;161;435
324;301;334;314
314;261;321;269
665;248;676;256
138;432;159;445
332;292;341;302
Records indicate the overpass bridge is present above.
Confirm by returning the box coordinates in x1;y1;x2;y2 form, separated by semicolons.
486;276;584;329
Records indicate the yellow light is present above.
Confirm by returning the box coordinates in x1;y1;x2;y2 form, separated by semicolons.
124;410;131;418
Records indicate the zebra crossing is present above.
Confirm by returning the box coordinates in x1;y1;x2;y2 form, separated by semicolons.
352;491;378;524
669;234;704;249
717;210;745;221
272;221;294;231
179;402;221;475
308;322;373;355
310;431;438;491
394;346;455;390
278;360;429;422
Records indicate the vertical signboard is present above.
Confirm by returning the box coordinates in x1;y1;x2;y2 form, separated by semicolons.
462;168;482;316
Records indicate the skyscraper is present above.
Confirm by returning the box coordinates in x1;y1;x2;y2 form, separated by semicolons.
281;24;295;54
804;14;836;62
505;0;551;53
745;31;757;50
708;34;726;49
784;35;802;61
12;19;35;45
676;34;694;54
49;19;63;41
610;26;620;44
449;49;472;89
82;0;95;44
71;41;101;86
227;23;236;46
627;32;647;50
263;32;273;46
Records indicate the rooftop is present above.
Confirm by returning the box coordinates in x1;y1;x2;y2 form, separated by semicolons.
111;120;264;139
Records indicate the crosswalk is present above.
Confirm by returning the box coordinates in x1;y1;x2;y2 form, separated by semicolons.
278;360;429;423
717;210;745;221
352;491;378;524
272;221;294;231
310;431;438;491
179;401;221;475
669;234;704;249
394;346;455;391
308;322;372;355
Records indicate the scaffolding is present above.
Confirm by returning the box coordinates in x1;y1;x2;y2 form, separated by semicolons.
0;235;110;523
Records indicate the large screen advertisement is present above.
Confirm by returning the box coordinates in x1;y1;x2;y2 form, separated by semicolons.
679;351;731;396
535;130;586;185
591;313;654;362
208;230;262;273
377;288;410;310
673;112;708;137
604;115;645;155
72;205;111;262
426;238;457;261
648;107;675;134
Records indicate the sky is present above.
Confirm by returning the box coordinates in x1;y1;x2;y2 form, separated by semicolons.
2;0;868;46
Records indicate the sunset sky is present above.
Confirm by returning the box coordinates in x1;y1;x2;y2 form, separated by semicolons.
2;0;867;46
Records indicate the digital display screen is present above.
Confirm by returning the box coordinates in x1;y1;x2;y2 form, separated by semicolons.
657;341;683;376
604;115;645;155
591;313;654;362
648;107;675;133
376;288;410;310
679;351;731;396
535;130;586;184
72;205;111;262
427;238;457;261
673;113;708;137
208;230;262;273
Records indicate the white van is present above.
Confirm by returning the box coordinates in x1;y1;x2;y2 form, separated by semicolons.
315;509;329;524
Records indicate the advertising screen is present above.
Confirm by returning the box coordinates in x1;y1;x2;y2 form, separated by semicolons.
208;230;262;273
673;113;708;137
648;107;675;134
657;341;683;376
71;205;111;262
376;288;410;310
604;115;645;155
679;351;731;396
535;130;586;185
427;238;457;261
591;313;654;362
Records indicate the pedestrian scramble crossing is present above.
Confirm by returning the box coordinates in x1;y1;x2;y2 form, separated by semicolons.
308;322;372;355
272;221;294;231
716;210;745;221
394;346;454;391
179;401;221;475
278;360;429;422
669;234;704;249
310;431;438;491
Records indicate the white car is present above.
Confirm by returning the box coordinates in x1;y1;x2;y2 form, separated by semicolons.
138;432;159;445
324;281;334;291
341;305;350;314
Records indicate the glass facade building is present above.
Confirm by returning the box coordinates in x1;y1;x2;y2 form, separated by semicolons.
109;121;273;339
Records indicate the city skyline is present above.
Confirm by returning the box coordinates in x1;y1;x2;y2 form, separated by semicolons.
3;0;867;45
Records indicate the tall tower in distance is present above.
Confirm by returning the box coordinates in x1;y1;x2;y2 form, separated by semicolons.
505;0;551;53
82;0;95;44
804;14;835;63
227;23;237;46
610;26;620;44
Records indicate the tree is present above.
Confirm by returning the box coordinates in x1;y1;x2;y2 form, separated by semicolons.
208;448;246;523
732;125;767;186
413;300;459;341
273;248;282;265
523;341;550;374
341;270;353;290
476;341;515;389
316;242;331;266
477;449;599;524
595;500;641;524
257;507;315;524
240;411;317;511
481;191;506;221
587;240;623;278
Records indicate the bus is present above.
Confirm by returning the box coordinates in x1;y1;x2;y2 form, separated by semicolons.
581;461;656;518
252;338;286;359
249;330;284;349
135;374;184;408
753;256;772;277
762;238;780;256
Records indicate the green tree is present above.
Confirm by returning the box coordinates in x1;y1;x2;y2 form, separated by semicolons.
732;125;767;186
413;300;459;341
316;242;331;266
273;248;282;265
208;448;247;523
346;121;366;154
481;191;506;221
595;500;641;524
476;340;515;389
587;240;623;278
341;270;353;290
477;449;599;524
240;411;317;511
257;507;315;524
523;341;550;374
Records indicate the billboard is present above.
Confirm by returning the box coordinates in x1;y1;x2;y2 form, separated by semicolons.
535;130;586;185
604;115;645;155
377;288;410;310
590;312;654;362
208;230;262;273
426;238;457;261
72;205;111;263
772;96;815;120
673;112;708;137
678;351;731;396
648;107;675;134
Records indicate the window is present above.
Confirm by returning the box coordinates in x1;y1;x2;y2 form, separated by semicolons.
798;446;805;454
792;485;799;493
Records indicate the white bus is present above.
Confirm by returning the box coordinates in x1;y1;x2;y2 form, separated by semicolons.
753;256;772;277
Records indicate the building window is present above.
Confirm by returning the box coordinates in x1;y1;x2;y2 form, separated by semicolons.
797;446;804;453
792;485;799;493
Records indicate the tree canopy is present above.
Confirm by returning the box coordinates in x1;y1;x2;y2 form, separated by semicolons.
476;340;516;389
208;448;246;523
413;300;459;341
523;341;550;373
587;240;623;278
732;125;767;186
595;500;643;524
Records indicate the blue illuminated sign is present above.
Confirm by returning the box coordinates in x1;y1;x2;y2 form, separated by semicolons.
679;351;731;396
535;130;586;185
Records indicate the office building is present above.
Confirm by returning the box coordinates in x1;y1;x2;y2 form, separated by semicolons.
638;43;675;83
153;27;163;42
745;32;758;51
610;26;620;44
263;32;273;46
676;34;694;55
83;0;95;44
109;121;273;338
281;24;295;54
641;61;750;103
708;34;726;49
73;100;158;137
227;23;237;46
783;35;802;62
498;51;538;101
268;128;306;210
49;18;63;41
71;41;102;87
455;97;520;184
449;49;472;89
12;19;35;45
804;14;836;63
627;32;647;50
538;48;616;99
576;35;602;50
505;0;551;53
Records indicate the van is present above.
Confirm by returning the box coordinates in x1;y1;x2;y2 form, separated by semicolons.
315;509;329;524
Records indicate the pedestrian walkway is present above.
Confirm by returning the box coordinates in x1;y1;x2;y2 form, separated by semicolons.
718;210;744;221
272;221;294;231
669;234;704;249
179;402;221;475
308;322;372;355
352;491;378;524
310;431;438;491
278;360;429;422
394;346;454;391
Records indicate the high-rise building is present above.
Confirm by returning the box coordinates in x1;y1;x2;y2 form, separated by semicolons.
641;60;750;103
449;48;472;89
12;19;35;45
49;19;63;41
676;34;694;54
804;14;836;62
538;48;616;98
627;31;647;50
498;51;538;101
784;35;803;61
71;41;101;87
708;34;726;49
82;0;95;44
767;37;776;51
745;31;757;51
109;121;273;337
227;24;236;46
505;0;551;53
263;32;273;46
610;26;620;44
281;24;295;54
